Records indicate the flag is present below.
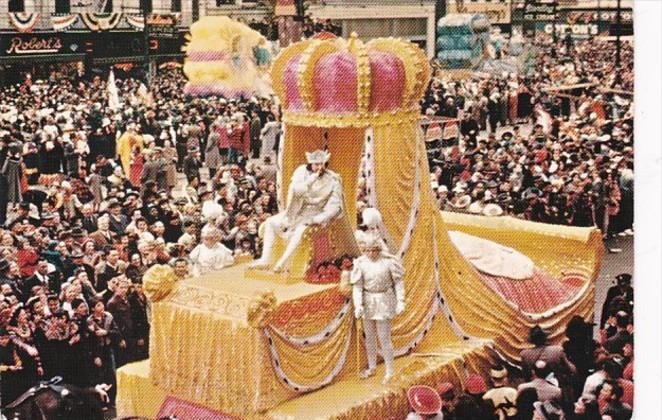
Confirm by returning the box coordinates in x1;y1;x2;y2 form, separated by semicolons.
137;83;154;107
107;70;121;110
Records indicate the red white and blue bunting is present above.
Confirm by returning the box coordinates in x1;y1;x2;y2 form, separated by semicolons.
51;14;79;31
125;14;145;30
80;12;122;31
9;12;40;33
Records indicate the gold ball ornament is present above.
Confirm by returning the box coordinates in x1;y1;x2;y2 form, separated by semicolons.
142;264;177;302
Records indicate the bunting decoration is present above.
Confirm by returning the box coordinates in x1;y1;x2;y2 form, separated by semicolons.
80;12;122;31
8;12;41;33
125;14;145;30
51;14;80;31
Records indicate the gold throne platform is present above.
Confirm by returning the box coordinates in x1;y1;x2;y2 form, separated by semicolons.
117;32;602;420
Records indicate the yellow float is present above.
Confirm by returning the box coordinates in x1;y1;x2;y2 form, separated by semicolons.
117;33;602;420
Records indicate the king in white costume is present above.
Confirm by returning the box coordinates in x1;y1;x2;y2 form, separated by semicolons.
189;226;235;276
249;149;344;272
352;235;405;384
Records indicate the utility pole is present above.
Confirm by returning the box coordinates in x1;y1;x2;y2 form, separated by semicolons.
143;0;150;82
434;0;446;31
615;0;622;85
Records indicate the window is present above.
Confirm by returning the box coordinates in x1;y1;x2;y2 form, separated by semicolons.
8;0;24;12
171;0;182;12
140;0;153;13
55;0;70;14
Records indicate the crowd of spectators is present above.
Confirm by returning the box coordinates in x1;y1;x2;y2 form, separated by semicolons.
0;67;283;408
407;273;634;420
0;31;634;418
423;38;634;239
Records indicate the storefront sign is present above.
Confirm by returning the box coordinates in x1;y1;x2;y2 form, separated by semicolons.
524;1;557;22
564;10;633;24
5;36;63;55
448;3;511;24
542;23;599;37
148;13;180;39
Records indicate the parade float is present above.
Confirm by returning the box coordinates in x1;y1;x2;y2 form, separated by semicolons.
116;33;602;419
182;16;273;98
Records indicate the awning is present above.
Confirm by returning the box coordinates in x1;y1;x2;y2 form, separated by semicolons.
0;53;86;65
92;53;184;65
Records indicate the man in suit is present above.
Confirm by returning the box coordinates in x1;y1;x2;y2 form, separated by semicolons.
600;273;634;328
141;150;162;193
80;203;98;234
22;259;55;295
520;325;576;383
88;216;116;250
604;311;633;355
106;276;135;368
107;201;128;235
517;360;562;404
96;249;121;293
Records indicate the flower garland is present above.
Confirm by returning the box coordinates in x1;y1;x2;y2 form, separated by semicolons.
80;12;122;32
9;12;41;33
51;14;79;32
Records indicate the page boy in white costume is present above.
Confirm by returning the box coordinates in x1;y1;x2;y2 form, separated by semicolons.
189;226;235;276
352;234;405;384
249;149;343;272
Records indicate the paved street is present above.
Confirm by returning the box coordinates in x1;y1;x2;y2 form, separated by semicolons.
594;234;635;334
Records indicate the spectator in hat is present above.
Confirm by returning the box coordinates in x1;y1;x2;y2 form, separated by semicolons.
483;365;518;420
562;316;598;401
463;373;495;419
406;385;444;420
521;325;576;390
518;360;562;404
603;311;632;356
106;276;134;368
183;146;202;184
600;273;633;328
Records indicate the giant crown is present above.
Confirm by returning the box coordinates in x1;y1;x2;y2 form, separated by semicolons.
271;33;432;127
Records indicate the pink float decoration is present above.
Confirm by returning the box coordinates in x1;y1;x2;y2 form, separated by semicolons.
283;54;305;111
187;51;228;62
368;51;406;112
313;52;358;113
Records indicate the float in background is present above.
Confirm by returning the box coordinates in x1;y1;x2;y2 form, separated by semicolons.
116;31;603;420
182;16;274;98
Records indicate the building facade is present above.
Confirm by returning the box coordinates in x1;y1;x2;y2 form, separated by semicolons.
306;0;437;58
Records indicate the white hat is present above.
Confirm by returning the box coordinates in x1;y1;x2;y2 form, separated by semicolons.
438;185;448;193
468;201;483;214
102;117;111;128
305;149;331;164
482;203;503;217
